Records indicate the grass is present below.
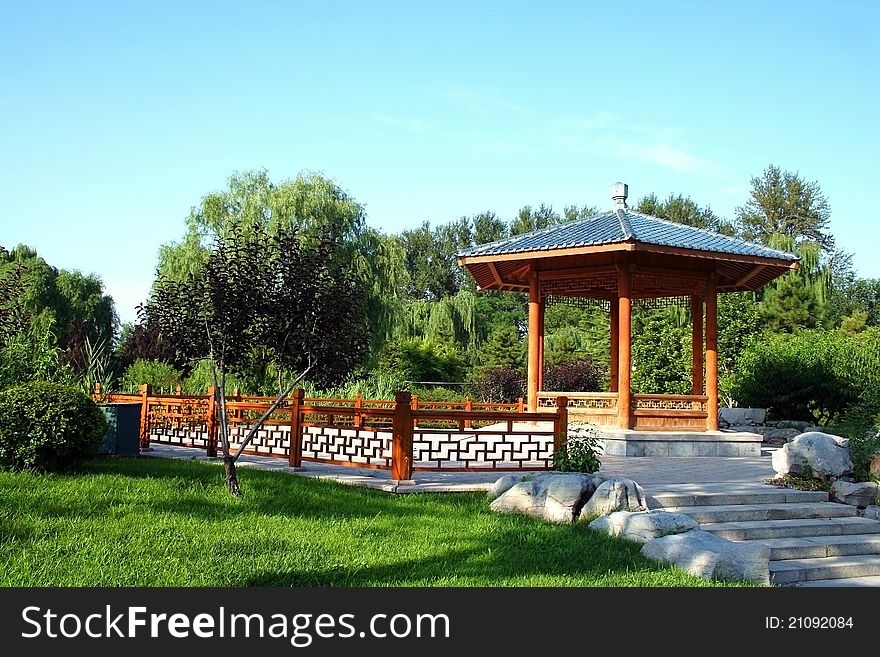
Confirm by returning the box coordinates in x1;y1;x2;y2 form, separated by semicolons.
1;456;749;587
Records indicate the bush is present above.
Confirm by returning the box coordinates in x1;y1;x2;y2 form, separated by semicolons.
0;381;107;472
470;366;525;403
732;329;880;424
553;423;601;473
120;358;183;394
542;359;602;393
379;338;466;384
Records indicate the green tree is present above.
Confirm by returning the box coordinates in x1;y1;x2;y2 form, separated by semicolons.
479;325;525;371
637;193;734;234
147;224;368;496
736;165;833;250
759;272;823;332
631;310;691;394
0;245;116;375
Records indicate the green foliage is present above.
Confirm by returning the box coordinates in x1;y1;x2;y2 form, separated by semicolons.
478;325;525;371
732;328;880;424
631;310;691;394
0;319;75;390
736;164;833;250
543;303;609;372
379;338;466;383
0;382;106;472
766;473;833;492
410;385;469;404
300;371;405;401
0;245;116;375
542;360;602;393
553;425;601;474
470;366;525;403
759;271;823;332
636;192;733;234
717;292;763;404
120;359;184;394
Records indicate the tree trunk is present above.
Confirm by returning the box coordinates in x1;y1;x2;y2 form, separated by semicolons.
223;456;242;497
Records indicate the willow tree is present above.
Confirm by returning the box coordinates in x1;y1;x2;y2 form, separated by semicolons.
147;224;368;496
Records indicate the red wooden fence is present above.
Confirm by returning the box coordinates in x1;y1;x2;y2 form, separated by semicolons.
94;385;565;479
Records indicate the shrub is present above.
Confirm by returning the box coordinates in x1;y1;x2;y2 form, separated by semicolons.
379;338;466;384
410;385;469;404
119;359;184;394
470;366;525;404
732;329;880;424
0;381;107;472
542;359;602;393
554;423;601;473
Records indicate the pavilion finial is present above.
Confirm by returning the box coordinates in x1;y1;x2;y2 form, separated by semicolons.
611;182;628;210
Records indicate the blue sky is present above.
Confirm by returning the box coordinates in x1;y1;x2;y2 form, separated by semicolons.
2;1;878;325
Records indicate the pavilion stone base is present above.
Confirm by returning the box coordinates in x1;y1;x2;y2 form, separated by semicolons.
598;429;763;457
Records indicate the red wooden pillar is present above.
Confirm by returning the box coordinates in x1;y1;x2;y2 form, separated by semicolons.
691;294;704;395
617;265;632;429
288;388;304;467
537;296;545;393
391;391;413;481
554;396;569;455
138;384;152;449
609;299;619;392
527;269;541;411
705;275;719;431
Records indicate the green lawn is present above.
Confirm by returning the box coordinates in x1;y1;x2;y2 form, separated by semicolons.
1;457;746;587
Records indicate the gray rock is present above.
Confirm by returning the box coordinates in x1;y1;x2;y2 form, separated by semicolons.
768;428;800;443
864;505;880;520
588;510;698;543
489;472;600;523
487;474;523;500
581;478;649;517
831;480;880;508
719;407;766;425
775;420;811;431
641;529;770;585
729;425;775;436
771;432;853;478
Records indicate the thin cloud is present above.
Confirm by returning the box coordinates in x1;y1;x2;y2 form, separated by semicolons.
440;85;532;116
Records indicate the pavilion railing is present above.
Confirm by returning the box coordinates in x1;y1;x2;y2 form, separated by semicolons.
537;391;709;430
94;385;563;478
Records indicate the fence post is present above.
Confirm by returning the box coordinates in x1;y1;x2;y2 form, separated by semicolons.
138;384;152;450
464;396;473;429
288;388;304;468
92;382;102;402
517;397;524;413
206;386;218;457
410;394;419;411
175;385;182;396
554;395;569;456
392;391;413;481
354;393;363;428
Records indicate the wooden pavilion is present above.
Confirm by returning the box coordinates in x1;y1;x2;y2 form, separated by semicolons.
458;183;799;434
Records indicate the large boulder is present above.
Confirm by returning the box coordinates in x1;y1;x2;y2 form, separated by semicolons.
718;407;766;426
487;474;524;500
489;472;601;523
580;477;649;517
831;480;880;508
641;529;770;585
864;506;880;521
588;510;698;543
771;432;853;478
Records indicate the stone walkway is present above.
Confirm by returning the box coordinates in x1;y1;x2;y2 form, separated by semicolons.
142;443;779;495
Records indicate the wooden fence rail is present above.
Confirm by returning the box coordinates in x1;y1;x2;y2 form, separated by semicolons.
93;385;564;478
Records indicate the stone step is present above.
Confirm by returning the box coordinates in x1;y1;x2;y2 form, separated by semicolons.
770;555;880;585
661;502;856;524
786;574;880;587
649;488;828;509
701;516;880;541
742;534;880;560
